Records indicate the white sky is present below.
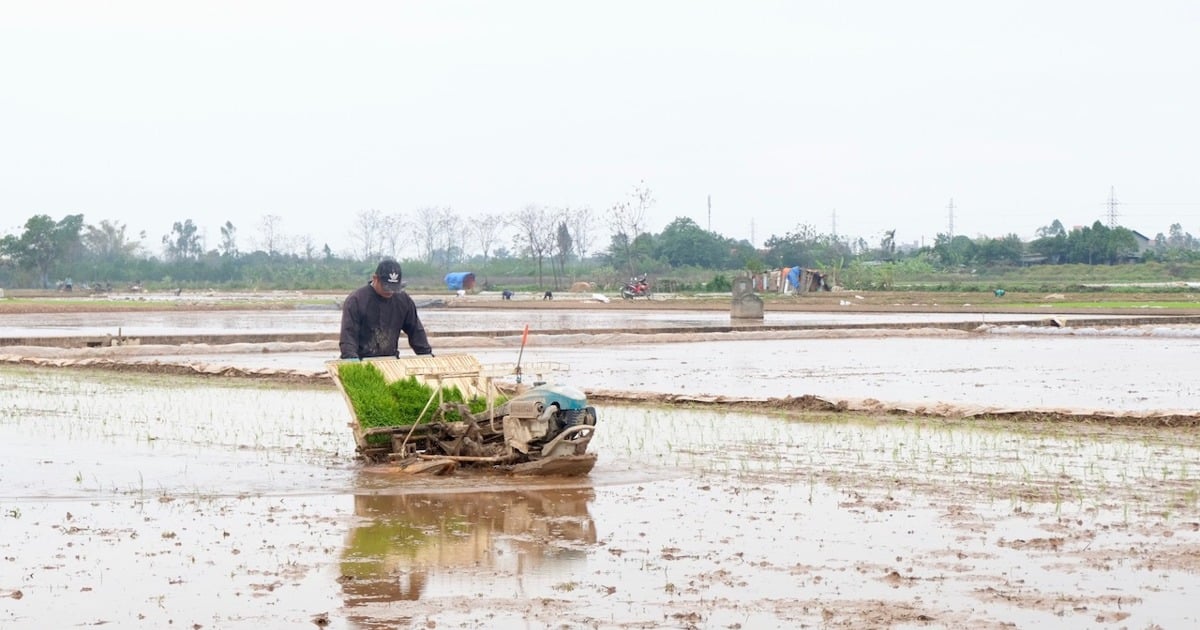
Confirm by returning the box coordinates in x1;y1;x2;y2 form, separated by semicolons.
3;1;1199;257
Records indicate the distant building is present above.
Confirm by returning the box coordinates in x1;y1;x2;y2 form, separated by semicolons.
1130;230;1152;256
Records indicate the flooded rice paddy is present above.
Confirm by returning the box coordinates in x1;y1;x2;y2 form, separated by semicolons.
0;306;1062;338
2;307;1200;628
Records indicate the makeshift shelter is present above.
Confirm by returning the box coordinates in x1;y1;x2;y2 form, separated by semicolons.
444;272;476;292
786;267;830;293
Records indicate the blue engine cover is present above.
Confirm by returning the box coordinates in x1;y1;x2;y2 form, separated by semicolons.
512;384;588;410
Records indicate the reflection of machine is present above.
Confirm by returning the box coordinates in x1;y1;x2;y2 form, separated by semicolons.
327;354;599;475
340;487;596;610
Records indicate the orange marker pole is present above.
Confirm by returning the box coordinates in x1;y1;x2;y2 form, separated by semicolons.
515;324;530;383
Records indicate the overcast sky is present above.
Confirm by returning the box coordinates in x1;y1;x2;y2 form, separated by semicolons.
3;1;1199;257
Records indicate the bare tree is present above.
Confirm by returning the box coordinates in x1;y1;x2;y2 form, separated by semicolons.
257;214;287;256
414;206;444;264
567;206;596;261
380;212;408;260
472;213;505;262
436;209;463;268
298;233;318;260
512;204;556;288
457;221;472;266
608;180;654;275
350;209;386;261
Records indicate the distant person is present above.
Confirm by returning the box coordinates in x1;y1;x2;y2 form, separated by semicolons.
339;259;433;359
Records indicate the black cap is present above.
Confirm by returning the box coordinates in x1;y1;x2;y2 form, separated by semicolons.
375;259;403;290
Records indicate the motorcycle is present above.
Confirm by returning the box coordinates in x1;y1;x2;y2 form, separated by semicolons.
620;274;651;299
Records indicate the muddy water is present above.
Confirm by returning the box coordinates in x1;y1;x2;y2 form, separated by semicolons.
3;366;1199;628
0;307;1060;337
80;326;1200;415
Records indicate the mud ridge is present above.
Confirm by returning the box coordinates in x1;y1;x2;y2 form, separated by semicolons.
0;354;328;384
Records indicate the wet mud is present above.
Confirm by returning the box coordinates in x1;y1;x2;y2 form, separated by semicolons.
2;302;1200;628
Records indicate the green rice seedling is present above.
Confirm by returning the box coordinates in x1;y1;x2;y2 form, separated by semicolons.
385;376;440;424
338;363;403;432
339;363;508;445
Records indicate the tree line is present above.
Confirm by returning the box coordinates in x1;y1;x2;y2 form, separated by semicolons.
4;183;1199;291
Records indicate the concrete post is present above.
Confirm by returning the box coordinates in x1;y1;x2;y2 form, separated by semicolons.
731;275;764;320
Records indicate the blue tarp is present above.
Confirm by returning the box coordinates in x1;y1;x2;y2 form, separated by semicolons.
786;266;801;289
444;272;476;291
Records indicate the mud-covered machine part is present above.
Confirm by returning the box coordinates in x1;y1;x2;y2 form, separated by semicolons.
326;354;598;475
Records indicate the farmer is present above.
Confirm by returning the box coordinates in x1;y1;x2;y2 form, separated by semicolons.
339;258;434;359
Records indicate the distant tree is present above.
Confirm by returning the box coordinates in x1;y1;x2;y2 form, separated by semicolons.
602;232;629;269
629;232;658;270
436;210;464;268
566;206;597;260
1030;223;1069;263
1107;226;1138;262
162;219;202;261
256;214;287;256
471;212;505;263
761;223;850;269
607;181;654;275
298;234;318;260
975;234;1024;265
1152;223;1200;261
1063;221;1136;264
512;204;555;288
762;225;814;268
414;206;454;265
931;233;977;268
880;229;896;260
83;219;143;261
554;218;573;284
1166;223;1196;250
218;221;238;257
656;216;724;267
0;213;85;288
380;213;408;261
1067;223;1100;264
350;209;386;261
1036;219;1066;239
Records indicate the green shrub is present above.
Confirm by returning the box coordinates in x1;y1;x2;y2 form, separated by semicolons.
707;274;731;292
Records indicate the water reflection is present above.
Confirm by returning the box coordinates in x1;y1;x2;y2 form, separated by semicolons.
338;482;596;624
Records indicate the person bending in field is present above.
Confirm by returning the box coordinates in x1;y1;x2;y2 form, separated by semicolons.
339;258;433;359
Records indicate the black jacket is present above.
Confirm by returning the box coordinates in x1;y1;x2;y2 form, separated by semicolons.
339;284;433;359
